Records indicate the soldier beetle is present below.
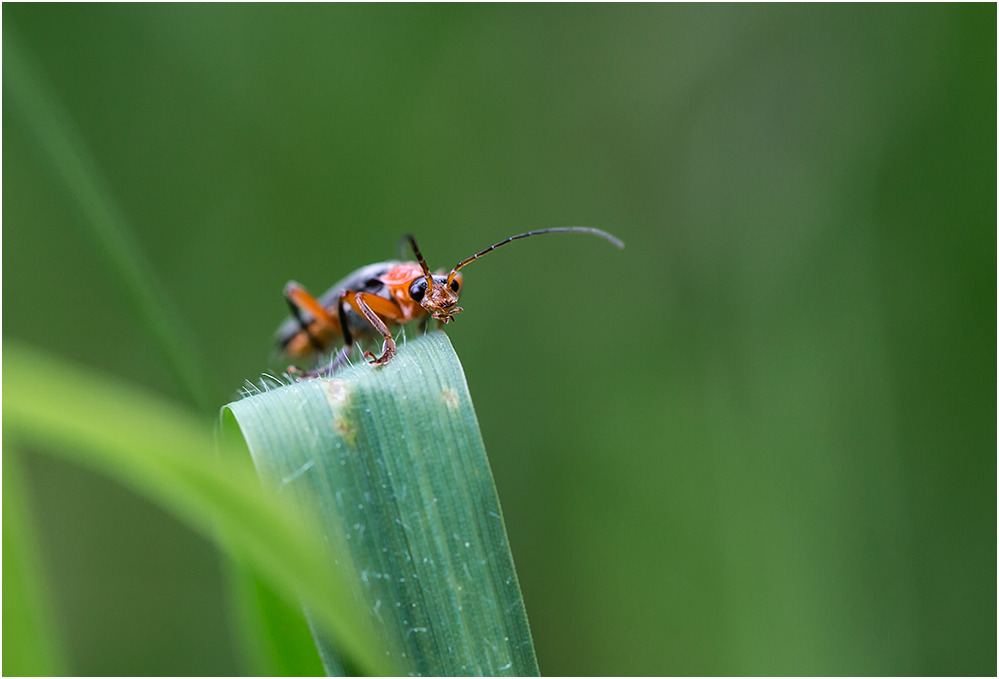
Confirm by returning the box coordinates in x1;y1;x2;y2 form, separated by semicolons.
276;227;624;377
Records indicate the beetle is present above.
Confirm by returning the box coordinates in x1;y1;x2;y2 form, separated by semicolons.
276;227;624;376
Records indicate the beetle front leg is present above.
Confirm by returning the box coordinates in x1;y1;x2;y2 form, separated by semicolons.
348;291;403;365
355;297;396;365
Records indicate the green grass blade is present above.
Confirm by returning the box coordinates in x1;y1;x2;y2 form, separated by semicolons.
2;26;214;412
226;331;539;676
2;343;390;676
224;559;325;676
218;412;329;677
1;26;285;672
2;444;66;676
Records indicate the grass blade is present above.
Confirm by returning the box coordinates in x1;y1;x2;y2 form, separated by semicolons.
224;559;325;677
2;445;66;676
0;26;299;672
226;331;539;676
2;26;214;412
2;343;390;676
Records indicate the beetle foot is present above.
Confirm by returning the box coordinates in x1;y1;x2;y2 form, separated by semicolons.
363;341;396;366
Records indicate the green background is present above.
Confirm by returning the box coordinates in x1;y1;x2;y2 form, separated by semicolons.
4;4;994;675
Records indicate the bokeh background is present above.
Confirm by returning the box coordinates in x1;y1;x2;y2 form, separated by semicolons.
4;4;995;676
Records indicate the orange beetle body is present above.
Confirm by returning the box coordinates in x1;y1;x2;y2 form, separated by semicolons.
277;261;461;360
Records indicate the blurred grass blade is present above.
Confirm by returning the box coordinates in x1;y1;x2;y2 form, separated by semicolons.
224;559;325;676
1;26;282;674
226;331;539;676
2;445;66;676
2;26;214;412
2;343;390;676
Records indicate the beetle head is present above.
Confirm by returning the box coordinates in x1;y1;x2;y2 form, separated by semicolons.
408;272;464;323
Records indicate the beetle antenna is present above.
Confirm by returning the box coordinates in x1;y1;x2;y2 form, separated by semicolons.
403;233;435;288
446;227;623;284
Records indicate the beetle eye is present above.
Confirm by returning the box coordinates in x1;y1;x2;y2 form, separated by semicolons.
449;279;460;292
409;278;428;301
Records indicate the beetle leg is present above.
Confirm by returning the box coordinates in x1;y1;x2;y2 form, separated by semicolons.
318;289;403;374
284;281;339;354
310;291;360;377
347;291;405;365
291;289;405;377
356;298;396;365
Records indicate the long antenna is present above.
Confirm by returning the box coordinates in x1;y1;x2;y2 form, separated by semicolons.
403;233;435;288
446;227;624;284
